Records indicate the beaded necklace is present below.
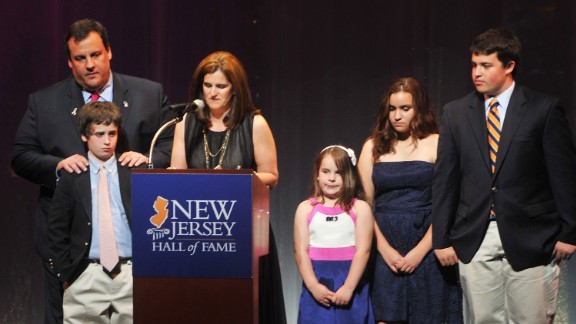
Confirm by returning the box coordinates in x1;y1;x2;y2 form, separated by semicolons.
203;127;231;169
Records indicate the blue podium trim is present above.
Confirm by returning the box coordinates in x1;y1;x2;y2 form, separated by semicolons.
132;172;254;278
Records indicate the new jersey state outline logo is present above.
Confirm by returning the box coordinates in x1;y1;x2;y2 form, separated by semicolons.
147;196;170;240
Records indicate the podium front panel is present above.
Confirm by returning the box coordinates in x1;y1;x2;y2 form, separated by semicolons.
132;172;253;278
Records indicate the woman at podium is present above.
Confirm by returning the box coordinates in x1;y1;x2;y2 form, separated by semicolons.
170;51;278;188
170;51;286;323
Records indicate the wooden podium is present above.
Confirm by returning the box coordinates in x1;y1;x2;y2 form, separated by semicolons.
131;169;269;323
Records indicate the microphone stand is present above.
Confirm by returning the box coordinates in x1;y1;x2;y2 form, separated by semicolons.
147;114;184;169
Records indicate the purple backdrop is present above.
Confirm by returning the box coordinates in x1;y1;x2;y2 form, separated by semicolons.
1;1;575;322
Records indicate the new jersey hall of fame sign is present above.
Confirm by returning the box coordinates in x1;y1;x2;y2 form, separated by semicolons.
131;171;256;278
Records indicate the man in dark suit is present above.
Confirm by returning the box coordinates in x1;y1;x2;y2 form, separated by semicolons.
49;101;133;322
11;19;174;323
432;28;576;323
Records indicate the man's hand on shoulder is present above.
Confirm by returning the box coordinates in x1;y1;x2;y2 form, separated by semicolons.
57;154;89;174
553;241;576;261
118;151;148;167
434;246;460;266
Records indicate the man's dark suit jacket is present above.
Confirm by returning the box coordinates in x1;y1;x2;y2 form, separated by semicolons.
12;72;173;260
432;85;576;271
48;162;131;284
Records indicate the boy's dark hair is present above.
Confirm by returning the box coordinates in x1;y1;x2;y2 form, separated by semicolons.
470;28;521;76
78;101;122;137
65;18;110;59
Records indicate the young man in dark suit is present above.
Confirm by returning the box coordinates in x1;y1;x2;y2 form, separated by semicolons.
48;101;133;322
432;28;576;323
11;19;174;323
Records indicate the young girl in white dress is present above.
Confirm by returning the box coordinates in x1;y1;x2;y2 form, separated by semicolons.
294;145;374;323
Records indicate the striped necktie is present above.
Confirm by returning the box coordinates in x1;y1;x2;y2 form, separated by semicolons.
487;98;501;174
487;98;501;220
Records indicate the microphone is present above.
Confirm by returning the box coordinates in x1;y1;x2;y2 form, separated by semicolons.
148;99;205;168
170;99;205;115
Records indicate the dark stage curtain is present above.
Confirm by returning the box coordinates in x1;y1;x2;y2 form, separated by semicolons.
1;1;575;322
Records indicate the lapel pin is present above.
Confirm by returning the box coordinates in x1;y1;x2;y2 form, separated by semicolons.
123;101;129;108
71;108;78;116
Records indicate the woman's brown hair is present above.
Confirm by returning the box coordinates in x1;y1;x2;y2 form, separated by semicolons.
371;77;438;161
189;51;260;128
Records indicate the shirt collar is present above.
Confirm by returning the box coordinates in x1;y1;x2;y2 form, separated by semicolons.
88;152;117;175
485;81;515;110
82;71;114;103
